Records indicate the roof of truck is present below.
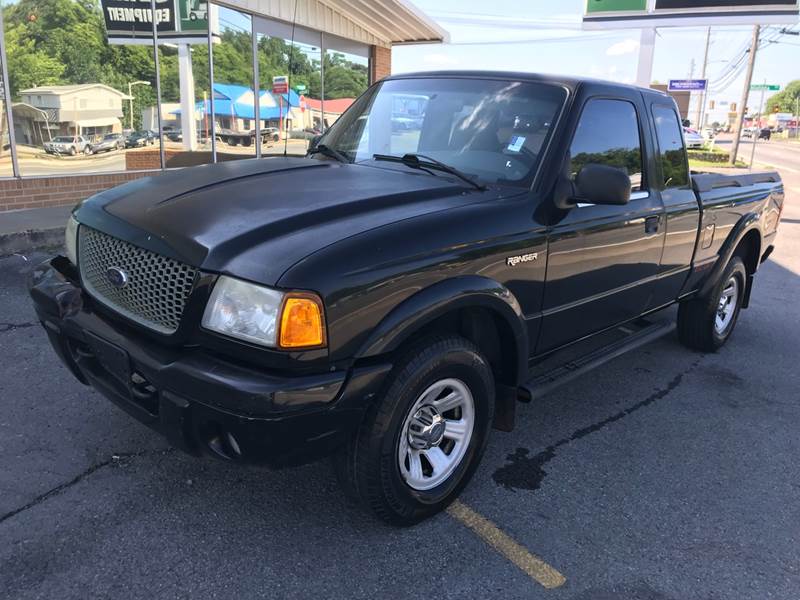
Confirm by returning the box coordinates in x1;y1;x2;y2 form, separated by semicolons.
386;70;670;98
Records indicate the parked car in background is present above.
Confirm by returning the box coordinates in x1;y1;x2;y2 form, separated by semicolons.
683;127;705;149
701;127;715;140
43;135;92;156
758;127;772;141
741;127;757;139
91;133;126;154
126;130;157;148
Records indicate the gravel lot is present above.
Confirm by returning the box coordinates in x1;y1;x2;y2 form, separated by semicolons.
1;146;798;599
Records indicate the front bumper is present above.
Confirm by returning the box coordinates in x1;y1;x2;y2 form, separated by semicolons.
29;257;391;467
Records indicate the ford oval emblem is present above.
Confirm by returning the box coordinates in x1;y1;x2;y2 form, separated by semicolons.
105;267;129;289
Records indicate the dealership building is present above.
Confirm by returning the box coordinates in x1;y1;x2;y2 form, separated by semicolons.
0;0;446;213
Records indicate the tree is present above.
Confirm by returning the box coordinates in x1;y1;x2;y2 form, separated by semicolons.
766;80;800;114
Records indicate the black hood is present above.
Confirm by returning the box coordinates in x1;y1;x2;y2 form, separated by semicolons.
75;157;504;285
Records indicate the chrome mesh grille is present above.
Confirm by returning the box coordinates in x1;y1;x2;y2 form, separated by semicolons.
78;226;197;334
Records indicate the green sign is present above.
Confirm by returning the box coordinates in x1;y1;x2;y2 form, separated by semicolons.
586;0;647;12
750;84;781;91
178;0;208;32
294;84;307;92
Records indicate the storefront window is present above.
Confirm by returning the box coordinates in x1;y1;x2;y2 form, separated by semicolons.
254;17;322;157
155;40;214;168
0;1;372;179
0;19;13;179
2;0;157;177
211;5;256;159
322;46;368;131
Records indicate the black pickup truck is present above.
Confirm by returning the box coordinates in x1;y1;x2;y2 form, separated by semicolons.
29;72;783;525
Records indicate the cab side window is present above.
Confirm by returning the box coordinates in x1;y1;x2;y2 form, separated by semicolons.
569;99;644;192
652;106;690;189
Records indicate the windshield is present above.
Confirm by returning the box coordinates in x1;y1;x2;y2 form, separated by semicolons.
319;77;566;187
52;136;73;143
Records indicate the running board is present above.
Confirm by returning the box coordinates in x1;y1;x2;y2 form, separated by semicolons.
519;320;676;403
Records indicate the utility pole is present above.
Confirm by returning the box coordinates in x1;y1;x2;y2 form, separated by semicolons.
730;25;760;167
696;27;711;130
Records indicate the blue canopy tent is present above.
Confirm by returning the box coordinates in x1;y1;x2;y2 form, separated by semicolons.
172;83;301;122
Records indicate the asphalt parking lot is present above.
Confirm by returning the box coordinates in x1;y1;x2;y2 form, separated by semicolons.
1;147;799;599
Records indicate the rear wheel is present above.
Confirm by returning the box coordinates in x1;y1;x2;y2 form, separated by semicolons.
678;256;746;352
334;335;494;525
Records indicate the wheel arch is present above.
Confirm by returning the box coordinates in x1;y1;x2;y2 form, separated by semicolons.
355;275;529;389
699;213;762;302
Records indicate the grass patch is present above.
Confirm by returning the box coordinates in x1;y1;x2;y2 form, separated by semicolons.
689;158;747;169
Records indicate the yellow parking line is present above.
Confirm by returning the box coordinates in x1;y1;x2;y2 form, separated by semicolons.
447;500;566;589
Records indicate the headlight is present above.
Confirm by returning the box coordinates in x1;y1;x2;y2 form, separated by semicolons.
201;276;326;349
65;215;79;265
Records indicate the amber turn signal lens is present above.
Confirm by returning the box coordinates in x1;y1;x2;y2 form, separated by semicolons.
279;295;326;348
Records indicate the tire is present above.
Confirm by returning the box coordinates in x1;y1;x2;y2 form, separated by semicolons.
69;146;76;156
334;335;495;525
678;256;747;352
84;146;92;155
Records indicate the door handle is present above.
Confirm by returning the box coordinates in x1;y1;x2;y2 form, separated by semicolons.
645;216;660;234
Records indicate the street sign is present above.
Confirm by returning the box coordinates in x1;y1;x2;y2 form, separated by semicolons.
668;79;708;91
272;76;289;95
750;84;781;91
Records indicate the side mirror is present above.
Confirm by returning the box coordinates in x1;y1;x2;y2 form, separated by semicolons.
309;134;322;152
574;164;631;206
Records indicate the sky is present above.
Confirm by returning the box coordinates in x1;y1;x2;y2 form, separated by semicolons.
395;0;800;124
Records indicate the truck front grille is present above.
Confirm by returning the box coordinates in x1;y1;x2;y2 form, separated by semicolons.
78;226;197;334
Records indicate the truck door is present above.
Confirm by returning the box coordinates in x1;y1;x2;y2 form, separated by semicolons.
645;103;701;309
537;95;666;354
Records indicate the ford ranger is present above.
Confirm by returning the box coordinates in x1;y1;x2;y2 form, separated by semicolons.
29;72;784;525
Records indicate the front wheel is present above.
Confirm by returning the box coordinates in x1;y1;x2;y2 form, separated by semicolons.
334;335;494;525
678;256;747;352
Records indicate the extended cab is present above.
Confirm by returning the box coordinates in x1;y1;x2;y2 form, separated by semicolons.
29;72;783;524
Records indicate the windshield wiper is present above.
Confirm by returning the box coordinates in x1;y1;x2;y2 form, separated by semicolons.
372;153;486;191
308;143;349;163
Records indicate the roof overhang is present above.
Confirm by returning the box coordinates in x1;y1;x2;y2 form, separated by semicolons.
217;0;447;47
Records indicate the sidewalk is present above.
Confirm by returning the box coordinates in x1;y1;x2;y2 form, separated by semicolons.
0;205;72;256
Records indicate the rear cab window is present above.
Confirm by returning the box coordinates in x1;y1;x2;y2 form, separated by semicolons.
651;105;690;189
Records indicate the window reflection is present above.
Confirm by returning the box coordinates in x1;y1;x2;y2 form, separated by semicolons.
2;0;158;176
569;99;644;192
257;36;320;156
0;1;374;179
321;48;367;131
652;105;689;189
211;6;256;159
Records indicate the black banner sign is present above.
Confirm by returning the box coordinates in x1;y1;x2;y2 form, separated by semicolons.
101;0;176;38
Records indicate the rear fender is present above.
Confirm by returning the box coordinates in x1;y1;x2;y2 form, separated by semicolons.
698;212;762;300
355;275;529;386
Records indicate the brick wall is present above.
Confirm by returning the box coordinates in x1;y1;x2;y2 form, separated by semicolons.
0;171;159;213
370;45;392;83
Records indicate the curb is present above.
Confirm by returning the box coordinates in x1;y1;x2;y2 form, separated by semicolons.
0;226;64;257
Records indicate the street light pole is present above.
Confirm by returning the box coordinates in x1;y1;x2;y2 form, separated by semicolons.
696;27;711;130
127;80;151;130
